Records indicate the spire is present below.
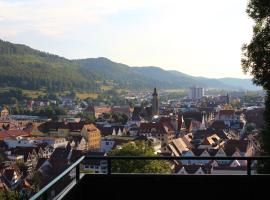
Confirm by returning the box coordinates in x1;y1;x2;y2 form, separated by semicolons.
153;88;158;96
226;93;230;104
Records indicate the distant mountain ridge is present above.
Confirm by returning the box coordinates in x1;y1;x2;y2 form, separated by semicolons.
0;39;260;92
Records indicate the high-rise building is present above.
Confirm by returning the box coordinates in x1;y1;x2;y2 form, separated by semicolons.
189;87;204;100
152;88;159;116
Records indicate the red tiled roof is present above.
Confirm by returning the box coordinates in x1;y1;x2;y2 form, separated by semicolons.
0;130;30;140
139;122;174;134
112;106;133;113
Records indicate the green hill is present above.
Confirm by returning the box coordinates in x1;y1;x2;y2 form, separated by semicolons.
0;39;260;92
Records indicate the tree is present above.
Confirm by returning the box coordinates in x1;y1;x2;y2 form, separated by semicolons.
75;112;96;123
108;142;171;174
242;0;270;172
0;190;19;200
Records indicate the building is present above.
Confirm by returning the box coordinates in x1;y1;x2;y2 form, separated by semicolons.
188;87;204;100
151;88;159;116
139;122;175;152
86;106;133;118
1;107;9;119
81;124;101;150
82;152;107;173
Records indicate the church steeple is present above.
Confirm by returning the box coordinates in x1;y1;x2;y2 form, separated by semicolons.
152;88;159;116
153;87;158;96
226;93;230;104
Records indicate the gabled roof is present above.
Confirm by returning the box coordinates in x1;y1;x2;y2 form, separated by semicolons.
140;122;174;134
84;124;99;132
9;146;39;161
0;130;30;140
183;112;204;123
50;148;70;160
177;164;212;174
37;122;85;132
193;128;228;140
191;149;205;156
224;140;249;153
211;120;228;130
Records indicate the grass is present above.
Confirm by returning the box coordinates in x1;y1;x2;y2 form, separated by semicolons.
22;90;46;98
76;92;98;100
100;85;113;91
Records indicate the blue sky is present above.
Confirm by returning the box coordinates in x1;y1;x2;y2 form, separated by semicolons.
0;0;253;78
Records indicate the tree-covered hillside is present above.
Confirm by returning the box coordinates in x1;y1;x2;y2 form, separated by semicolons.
0;39;97;91
0;39;258;92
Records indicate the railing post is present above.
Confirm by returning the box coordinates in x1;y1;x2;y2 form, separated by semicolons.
108;158;111;175
247;159;251;176
76;164;80;182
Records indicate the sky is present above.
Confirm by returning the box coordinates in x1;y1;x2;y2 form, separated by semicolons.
0;0;254;78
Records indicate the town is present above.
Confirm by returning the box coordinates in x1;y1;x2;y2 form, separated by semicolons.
0;87;265;198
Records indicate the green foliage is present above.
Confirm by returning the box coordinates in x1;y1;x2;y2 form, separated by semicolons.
111;113;128;125
0;39;257;92
0;88;27;105
0;189;28;200
242;0;270;172
108;142;171;174
75;112;96;123
242;0;270;89
0;39;98;91
245;123;255;133
230;99;241;109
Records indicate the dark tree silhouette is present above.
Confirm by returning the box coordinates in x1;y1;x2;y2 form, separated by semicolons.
242;0;270;171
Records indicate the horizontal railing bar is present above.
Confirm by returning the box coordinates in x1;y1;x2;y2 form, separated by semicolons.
84;156;270;161
30;156;85;200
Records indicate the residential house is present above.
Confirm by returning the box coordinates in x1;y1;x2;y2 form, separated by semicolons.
100;138;129;153
176;164;212;175
68;135;88;151
82;151;107;173
38;122;101;151
183;112;206;131
167;136;193;156
139;122;175;153
216;110;237;127
81;124;101;150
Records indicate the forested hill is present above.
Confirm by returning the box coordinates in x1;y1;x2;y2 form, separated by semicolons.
0;39;259;91
0;39;97;91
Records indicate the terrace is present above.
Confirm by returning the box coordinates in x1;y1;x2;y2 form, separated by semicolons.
30;156;270;200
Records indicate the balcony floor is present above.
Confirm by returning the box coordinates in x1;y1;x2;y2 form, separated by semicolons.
62;174;270;200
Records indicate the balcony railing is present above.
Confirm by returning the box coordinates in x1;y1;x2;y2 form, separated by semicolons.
29;156;270;200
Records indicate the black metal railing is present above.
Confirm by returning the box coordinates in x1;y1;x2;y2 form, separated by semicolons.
30;156;270;200
29;156;85;200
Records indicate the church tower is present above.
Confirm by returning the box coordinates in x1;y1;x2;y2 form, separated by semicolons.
152;88;159;116
226;93;230;104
